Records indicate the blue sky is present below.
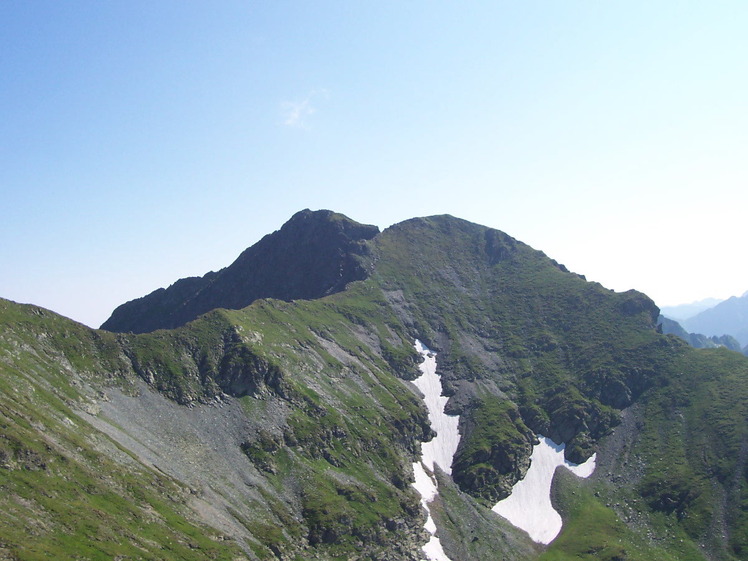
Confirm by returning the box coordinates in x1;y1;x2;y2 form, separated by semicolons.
2;2;747;328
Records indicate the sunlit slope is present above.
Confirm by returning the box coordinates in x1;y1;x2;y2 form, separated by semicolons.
370;216;660;488
538;345;748;561
3;212;748;560
1;293;441;560
368;215;748;559
0;300;246;560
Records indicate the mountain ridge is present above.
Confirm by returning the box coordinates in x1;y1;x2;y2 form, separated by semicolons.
659;314;746;355
2;209;748;560
660;297;724;322
684;292;748;347
101;209;379;333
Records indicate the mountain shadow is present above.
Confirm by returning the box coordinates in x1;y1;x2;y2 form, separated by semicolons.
101;209;379;333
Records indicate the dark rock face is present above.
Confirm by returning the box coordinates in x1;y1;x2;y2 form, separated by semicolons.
619;290;660;326
483;228;518;265
101;209;380;333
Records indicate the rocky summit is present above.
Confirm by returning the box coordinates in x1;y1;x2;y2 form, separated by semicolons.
101;209;380;333
2;210;748;560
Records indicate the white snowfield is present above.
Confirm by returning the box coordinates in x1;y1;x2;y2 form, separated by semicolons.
409;339;594;552
492;435;596;544
412;340;461;475
412;461;450;561
411;340;461;561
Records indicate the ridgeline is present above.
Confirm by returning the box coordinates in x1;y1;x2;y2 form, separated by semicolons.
2;210;748;560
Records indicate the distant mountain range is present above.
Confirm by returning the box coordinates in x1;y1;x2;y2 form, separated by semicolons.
684;292;748;348
660;297;724;322
658;315;745;354
660;292;748;354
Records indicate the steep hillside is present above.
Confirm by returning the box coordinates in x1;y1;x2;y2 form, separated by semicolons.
372;217;659;478
1;295;439;560
3;211;748;560
0;300;247;560
102;209;379;333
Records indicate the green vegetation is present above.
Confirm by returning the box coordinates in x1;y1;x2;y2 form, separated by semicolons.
452;395;534;503
630;346;748;558
371;216;662;467
221;289;432;558
0;303;244;560
540;472;683;561
369;216;748;558
3;212;748;559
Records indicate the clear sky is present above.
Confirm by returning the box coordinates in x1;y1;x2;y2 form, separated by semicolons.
2;2;747;329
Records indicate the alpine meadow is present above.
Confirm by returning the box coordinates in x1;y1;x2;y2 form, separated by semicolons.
2;209;748;560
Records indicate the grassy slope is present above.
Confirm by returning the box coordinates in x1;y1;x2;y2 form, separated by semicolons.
0;300;245;560
539;469;685;561
371;216;660;474
0;291;435;560
217;288;434;559
634;347;748;559
369;215;748;559
3;214;748;560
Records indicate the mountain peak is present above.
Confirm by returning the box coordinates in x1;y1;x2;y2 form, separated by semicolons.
279;208;380;241
101;209;379;333
5;211;748;559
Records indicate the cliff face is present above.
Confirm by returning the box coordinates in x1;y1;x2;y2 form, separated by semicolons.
3;211;748;560
101;209;379;333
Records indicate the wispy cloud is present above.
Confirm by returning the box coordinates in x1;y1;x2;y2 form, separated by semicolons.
280;89;329;129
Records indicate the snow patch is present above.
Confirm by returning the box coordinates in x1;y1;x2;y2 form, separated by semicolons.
411;340;460;475
491;435;596;544
412;461;450;559
411;340;460;561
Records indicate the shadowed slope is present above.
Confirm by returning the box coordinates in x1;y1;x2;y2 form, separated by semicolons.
101;209;379;333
